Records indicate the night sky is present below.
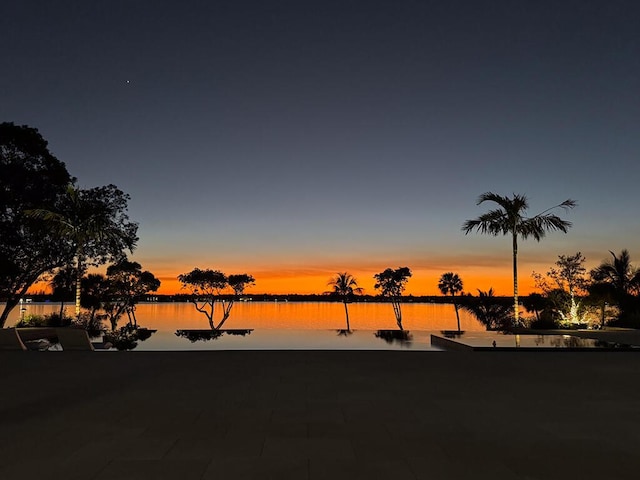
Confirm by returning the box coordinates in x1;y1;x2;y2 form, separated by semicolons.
2;0;639;294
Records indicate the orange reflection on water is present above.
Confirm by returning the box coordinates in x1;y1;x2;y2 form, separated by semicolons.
126;301;487;331
9;302;486;331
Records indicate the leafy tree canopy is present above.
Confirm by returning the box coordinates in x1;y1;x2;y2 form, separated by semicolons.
462;288;512;332
178;268;255;330
178;268;228;296
0;122;74;326
373;267;412;298
32;184;139;267
103;260;161;330
227;274;256;295
373;267;412;330
25;183;139;318
533;252;588;296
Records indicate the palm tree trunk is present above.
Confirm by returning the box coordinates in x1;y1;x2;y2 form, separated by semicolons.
453;297;461;332
0;291;26;328
343;301;350;331
512;232;519;327
75;255;83;318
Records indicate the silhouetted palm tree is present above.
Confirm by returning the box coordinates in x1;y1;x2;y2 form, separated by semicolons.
461;288;512;332
462;192;575;326
591;250;640;323
591;250;640;299
27;185;137;317
327;272;363;331
438;272;464;332
522;293;547;324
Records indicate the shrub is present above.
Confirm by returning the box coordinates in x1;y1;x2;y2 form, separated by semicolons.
14;314;47;328
44;312;73;327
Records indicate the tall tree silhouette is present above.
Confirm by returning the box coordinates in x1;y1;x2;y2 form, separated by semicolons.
462;288;512;332
224;274;256;328
50;265;76;319
591;250;640;322
327;272;363;331
522;293;547;324
103;260;161;330
591;250;640;299
532;252;588;325
178;268;254;330
27;185;138;317
462;192;575;326
438;272;464;332
80;273;110;324
0;122;72;327
374;267;412;330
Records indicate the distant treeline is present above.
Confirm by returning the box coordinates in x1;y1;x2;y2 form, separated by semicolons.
21;292;511;305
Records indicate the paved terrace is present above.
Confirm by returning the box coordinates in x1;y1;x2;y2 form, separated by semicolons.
1;350;640;479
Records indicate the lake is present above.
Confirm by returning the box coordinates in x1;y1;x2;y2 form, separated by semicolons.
7;301;485;331
6;301;486;350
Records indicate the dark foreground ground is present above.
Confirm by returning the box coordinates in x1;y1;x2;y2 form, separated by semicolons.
2;350;640;479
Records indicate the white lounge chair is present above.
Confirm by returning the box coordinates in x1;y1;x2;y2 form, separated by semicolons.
56;328;95;351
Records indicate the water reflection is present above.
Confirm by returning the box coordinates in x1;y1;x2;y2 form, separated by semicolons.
375;329;413;346
7;302;486;331
546;335;628;349
441;330;465;339
175;329;254;343
336;329;354;336
104;326;157;350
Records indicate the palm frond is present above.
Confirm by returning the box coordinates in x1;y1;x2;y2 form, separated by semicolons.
520;215;572;241
462;209;509;236
327;272;362;297
25;208;76;234
438;272;463;296
535;199;577;217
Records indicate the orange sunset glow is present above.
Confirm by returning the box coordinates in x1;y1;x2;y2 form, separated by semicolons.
26;253;552;298
133;264;537;297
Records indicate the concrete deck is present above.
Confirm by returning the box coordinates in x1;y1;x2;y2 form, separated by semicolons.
1;350;640;479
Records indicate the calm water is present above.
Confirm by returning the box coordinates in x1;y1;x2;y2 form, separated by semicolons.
6;302;618;351
7;301;485;331
6;301;485;350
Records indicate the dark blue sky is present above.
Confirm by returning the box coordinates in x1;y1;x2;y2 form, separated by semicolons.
2;0;639;293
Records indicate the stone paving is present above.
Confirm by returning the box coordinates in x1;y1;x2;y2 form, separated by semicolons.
1;350;640;479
